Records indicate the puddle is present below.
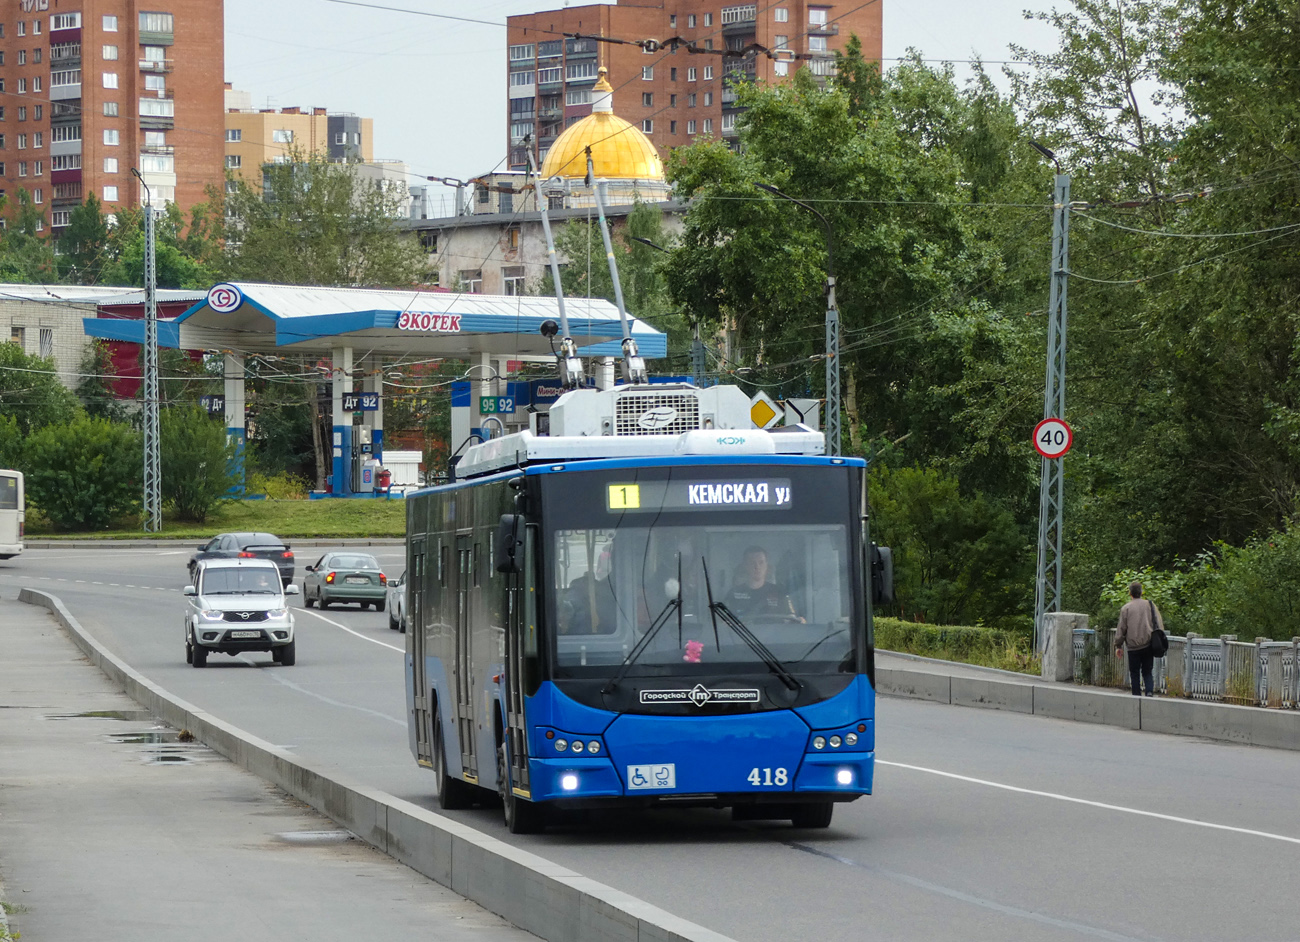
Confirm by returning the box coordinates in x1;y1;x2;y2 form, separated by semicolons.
46;710;155;722
273;830;356;845
107;729;180;745
139;743;217;765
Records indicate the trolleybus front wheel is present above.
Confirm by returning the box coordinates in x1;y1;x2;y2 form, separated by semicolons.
497;742;546;834
790;801;834;829
432;706;476;810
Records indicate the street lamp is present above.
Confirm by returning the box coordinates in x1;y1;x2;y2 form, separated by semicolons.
753;182;840;455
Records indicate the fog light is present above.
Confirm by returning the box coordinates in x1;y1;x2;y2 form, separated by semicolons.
202;632;218;641
571;741;585;753
830;735;842;748
561;773;579;791
555;739;568;752
836;769;853;786
586;740;600;754
813;736;826;750
845;732;858;746
273;631;288;640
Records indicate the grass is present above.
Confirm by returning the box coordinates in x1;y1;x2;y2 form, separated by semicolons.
25;497;408;540
874;617;1041;675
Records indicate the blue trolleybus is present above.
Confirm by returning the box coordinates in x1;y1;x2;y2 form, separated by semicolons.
404;382;891;832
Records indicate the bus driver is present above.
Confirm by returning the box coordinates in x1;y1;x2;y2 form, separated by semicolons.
723;546;804;622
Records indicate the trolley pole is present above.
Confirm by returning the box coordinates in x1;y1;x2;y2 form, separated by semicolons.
133;169;162;533
1033;172;1071;650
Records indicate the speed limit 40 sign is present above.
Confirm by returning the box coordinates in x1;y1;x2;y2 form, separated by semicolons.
1034;418;1073;459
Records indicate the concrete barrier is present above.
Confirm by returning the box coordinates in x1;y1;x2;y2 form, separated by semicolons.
18;588;736;942
951;677;1034;714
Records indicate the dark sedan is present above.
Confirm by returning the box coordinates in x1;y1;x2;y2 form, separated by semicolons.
188;532;295;587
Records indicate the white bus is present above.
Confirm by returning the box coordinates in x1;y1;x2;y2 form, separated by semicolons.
0;469;24;559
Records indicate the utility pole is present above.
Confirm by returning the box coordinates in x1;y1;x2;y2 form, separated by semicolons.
133;169;162;533
1034;169;1072;649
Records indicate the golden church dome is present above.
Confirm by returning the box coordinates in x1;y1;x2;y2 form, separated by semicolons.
540;68;666;182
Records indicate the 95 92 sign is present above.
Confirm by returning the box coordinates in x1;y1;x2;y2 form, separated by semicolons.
1033;418;1073;459
479;396;515;415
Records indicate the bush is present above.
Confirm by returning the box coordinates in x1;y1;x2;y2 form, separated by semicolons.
160;405;240;523
23;416;141;530
246;470;309;500
874;617;1039;674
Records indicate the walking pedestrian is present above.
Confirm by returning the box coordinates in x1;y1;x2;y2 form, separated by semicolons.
1115;581;1164;696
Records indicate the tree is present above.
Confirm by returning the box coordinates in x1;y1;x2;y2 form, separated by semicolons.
57;194;112;284
220;153;430;287
99;203;217;289
0;342;81;436
22;416;141;530
0;190;58;283
160;404;239;523
76;340;129;422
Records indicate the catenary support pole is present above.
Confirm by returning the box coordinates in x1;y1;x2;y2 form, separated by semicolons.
1034;173;1072;650
133;169;162;532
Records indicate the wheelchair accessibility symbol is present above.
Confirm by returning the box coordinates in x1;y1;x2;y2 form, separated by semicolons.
626;763;676;791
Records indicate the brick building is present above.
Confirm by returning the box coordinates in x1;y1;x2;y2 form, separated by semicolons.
506;0;882;169
0;1;225;234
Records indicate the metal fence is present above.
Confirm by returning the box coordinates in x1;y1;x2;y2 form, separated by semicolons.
1072;629;1299;709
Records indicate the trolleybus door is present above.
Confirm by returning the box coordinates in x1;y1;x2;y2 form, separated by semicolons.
409;537;430;761
502;527;531;792
455;534;477;778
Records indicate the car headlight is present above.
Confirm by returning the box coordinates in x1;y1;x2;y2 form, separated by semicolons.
200;610;225;621
266;608;288;619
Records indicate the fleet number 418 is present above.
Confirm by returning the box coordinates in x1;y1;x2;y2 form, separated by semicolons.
748;767;788;786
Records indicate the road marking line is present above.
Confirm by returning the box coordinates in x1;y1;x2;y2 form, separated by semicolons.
236;654;405;726
298;608;403;652
879;760;1300;845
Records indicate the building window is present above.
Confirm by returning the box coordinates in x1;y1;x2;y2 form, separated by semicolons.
503;266;526;296
774;61;789;76
536;66;561;83
809;36;828;52
33;19;41;34
226;128;241;142
139;12;174;33
774;7;788;21
18;162;26;177
144;74;165;92
509;71;535;87
508;43;534;60
774;34;789;49
722;113;736;130
460;270;483;293
102;72;118;89
17;21;25;37
17;79;27;94
642;119;653;133
670;67;677;81
39;327;53;356
687;14;696;27
16;134;25;149
642;66;653;80
0;136;5;150
103;185;118;202
52;12;82;30
33;132;42;148
687;120;696;135
333;131;346;145
17;50;26;66
704;13;713;25
103;129;119;145
16;108;23;121
142;45;165;62
566;61;597;81
688;93;696;107
670;120;678;134
139;99;174;117
704;66;714;80
52;125;81;142
669;14;677;27
272;129;294;144
103;102;118;116
104;157;118;172
103;14;118;31
225;155;241;169
670;94;677;107
704;92;713;106
809;7;829;24
31;77;40;93
703;119;713;133
565;89;590;106
33;48;41;64
102;44;118;59
10;327;24;346
33;105;40;119
642;92;653;107
688;67;697;82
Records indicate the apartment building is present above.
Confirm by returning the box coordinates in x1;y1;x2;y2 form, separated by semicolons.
223;85;375;183
506;0;881;169
0;1;225;232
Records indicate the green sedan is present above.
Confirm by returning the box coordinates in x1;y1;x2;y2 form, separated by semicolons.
302;552;388;610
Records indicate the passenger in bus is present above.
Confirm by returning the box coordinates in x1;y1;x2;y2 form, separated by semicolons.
561;546;619;634
723;546;804;622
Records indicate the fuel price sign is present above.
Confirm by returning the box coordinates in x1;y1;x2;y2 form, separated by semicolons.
1033;418;1073;459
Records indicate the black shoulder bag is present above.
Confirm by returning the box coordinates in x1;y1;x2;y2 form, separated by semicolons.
1148;600;1169;657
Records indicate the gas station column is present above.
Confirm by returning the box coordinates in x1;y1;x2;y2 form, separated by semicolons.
223;353;246;492
364;368;384;464
331;346;353;495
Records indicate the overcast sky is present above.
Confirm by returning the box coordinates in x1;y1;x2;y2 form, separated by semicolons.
224;0;1060;214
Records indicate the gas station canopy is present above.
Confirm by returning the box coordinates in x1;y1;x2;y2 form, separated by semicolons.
82;281;667;359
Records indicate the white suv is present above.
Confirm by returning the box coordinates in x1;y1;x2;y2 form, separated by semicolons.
184;558;300;667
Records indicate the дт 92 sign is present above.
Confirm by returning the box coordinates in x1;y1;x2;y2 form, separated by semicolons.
606;479;793;512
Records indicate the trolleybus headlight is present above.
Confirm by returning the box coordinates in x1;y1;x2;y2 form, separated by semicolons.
845;732;858;746
571;741;585;753
555;739;568;752
836;769;853;785
586;741;600;754
830;735;842;748
561;773;579;791
813;736;826;750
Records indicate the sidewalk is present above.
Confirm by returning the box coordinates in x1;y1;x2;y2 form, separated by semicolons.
0;593;534;942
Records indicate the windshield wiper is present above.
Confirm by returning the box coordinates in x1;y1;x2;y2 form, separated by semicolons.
701;559;801;692
601;562;683;695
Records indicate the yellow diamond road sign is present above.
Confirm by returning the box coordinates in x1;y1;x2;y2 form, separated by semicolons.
750;392;781;429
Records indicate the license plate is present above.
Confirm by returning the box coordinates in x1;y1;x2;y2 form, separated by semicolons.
345;576;368;584
229;630;260;639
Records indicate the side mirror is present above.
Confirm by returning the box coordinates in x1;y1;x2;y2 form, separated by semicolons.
197;545;207;552
183;585;197;597
304;565;314;573
284;584;301;596
495;514;525;573
871;544;894;607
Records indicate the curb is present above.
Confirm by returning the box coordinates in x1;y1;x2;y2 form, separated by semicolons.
876;666;1300;750
17;587;735;942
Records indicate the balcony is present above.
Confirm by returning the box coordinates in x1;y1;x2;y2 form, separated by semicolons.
565;38;598;57
142;144;174;156
538;106;562;121
807;21;839;35
139;58;174;73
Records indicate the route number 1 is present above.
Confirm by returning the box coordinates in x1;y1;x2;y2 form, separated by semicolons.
1034;418;1073;459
